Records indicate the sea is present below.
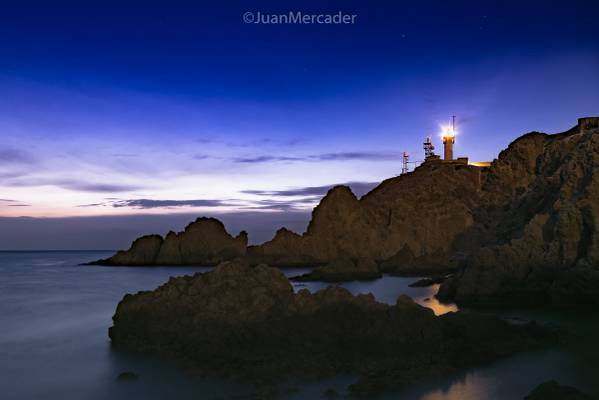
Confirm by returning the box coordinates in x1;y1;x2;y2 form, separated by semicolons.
1;251;597;400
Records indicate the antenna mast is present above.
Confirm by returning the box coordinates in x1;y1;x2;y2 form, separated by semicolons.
423;136;435;159
402;152;409;175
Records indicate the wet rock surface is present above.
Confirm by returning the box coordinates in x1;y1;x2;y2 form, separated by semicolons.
525;380;594;400
109;260;558;395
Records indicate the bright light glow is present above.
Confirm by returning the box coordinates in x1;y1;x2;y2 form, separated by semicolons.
439;124;457;139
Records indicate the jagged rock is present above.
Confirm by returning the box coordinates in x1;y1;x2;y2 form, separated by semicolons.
251;164;481;268
107;235;163;265
439;120;599;307
290;255;381;282
380;245;457;275
246;228;319;267
408;275;448;288
109;260;557;394
89;118;599;307
89;217;247;266
524;380;594;400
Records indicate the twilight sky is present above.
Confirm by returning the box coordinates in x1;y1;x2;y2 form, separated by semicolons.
1;1;598;249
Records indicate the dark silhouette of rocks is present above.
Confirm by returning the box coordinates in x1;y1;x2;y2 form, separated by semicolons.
525;380;594;400
256;118;599;306
248;164;481;269
290;255;381;282
91;118;599;307
116;371;138;381
408;274;448;288
89;217;247;266
439;120;599;307
109;260;557;395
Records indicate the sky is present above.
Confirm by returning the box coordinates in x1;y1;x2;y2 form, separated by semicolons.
1;0;598;249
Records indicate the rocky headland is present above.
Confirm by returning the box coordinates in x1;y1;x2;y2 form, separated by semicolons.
438;118;599;308
109;260;558;396
93;117;599;307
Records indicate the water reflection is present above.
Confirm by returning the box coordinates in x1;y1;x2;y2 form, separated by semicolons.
282;268;458;315
3;252;597;400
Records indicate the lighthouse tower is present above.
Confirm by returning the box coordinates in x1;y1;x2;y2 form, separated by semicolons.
442;115;456;160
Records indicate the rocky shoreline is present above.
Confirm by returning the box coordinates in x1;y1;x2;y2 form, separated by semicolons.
91;118;599;309
109;259;559;397
289;255;381;282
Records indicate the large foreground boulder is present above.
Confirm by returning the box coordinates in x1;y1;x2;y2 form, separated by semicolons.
89;217;247;266
109;260;557;395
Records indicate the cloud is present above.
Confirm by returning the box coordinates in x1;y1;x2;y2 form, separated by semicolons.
239;196;322;212
111;199;231;209
110;153;138;158
58;181;143;193
3;178;143;193
197;137;306;149
77;195;323;212
0;147;35;165
241;181;379;198
79;198;234;209
73;181;380;212
316;152;398;161
233;151;399;164
0;199;30;207
233;155;305;163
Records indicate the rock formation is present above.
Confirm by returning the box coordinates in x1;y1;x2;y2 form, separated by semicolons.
439;120;599;307
90;217;247;266
248;162;482;270
91;118;599;307
290;255;381;282
109;260;557;395
254;118;599;307
525;380;594;400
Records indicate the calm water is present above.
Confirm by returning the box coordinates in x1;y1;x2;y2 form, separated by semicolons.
1;251;597;399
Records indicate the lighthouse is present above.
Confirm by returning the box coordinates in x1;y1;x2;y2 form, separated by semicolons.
442;115;456;160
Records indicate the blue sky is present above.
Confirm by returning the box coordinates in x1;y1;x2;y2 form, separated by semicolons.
0;0;598;247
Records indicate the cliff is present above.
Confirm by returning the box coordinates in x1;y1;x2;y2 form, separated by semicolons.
92;118;599;307
248;160;482;270
438;120;599;307
253;118;599;307
109;259;556;395
89;217;247;266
